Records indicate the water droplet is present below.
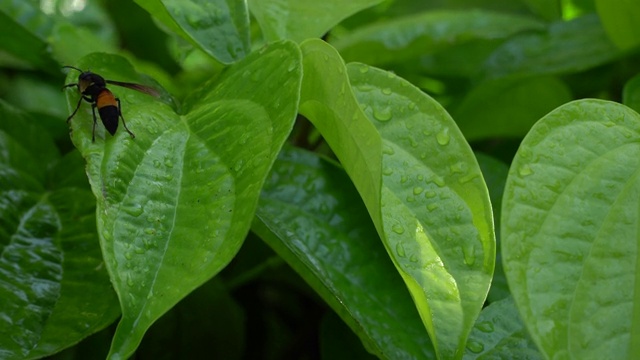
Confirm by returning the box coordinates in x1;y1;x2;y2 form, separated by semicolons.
413;187;424;195
424;191;437;199
287;61;297;72
153;160;162;168
466;340;484;353
382;145;395;155
373;106;392;121
458;173;479;184
518;164;533;177
381;87;392;95
234;159;244;172
395;242;406;257
382;167;394;176
433;176;445;187
427;203;438;212
604;121;616;127
123;204;144;217
400;175;408;184
477;321;494;333
436;128;450;146
449;162;467;174
126;274;135;287
408;103;416;110
145;228;156;235
463;244;476;266
164;158;174;168
359;65;369;73
392;224;405;234
124;251;132;260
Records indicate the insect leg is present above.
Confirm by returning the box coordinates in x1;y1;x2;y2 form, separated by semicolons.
116;98;135;139
91;103;98;143
67;96;84;123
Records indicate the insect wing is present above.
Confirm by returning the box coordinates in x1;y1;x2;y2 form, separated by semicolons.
106;80;161;97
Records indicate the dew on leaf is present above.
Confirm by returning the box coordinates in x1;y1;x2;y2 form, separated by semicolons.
466;340;484;353
395;242;406;257
436;128;450;146
427;203;438;212
476;321;494;333
392;224;405;234
413;187;424;195
518;164;533;177
373;106;392;121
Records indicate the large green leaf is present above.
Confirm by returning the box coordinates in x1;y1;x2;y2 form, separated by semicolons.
502;99;640;359
463;297;542;359
254;146;435;359
299;39;494;360
332;10;543;68
64;43;301;358
595;0;640;50
135;0;250;64
248;0;383;43
0;101;119;359
454;77;572;141
482;14;620;79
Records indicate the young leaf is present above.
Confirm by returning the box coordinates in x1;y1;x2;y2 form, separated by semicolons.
332;10;544;67
135;0;250;64
254;146;435;359
454;77;572;141
502;99;640;359
248;0;383;43
463;297;543;359
595;0;640;50
482;14;621;79
64;43;301;358
300;39;495;360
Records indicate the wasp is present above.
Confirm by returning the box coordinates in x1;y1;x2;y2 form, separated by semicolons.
63;66;159;142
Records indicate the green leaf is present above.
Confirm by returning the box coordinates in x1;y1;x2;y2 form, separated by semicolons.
254;146;435;359
475;153;510;303
482;14;621;79
299;39;495;360
27;188;120;358
248;0;383;43
0;101;59;182
332;10;544;68
0;1;57;70
502;99;640;359
135;0;249;64
454;77;572;141
64;44;301;359
623;73;640;114
521;0;561;21
595;0;640;50
463;297;543;359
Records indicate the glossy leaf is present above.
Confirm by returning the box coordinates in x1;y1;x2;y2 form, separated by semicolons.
254;146;435;359
475;153;510;303
299;39;495;359
332;10;543;67
502;99;640;359
248;0;383;43
623;73;640;114
135;0;249;64
595;0;640;50
454;77;572;141
463;297;542;359
27;188;120;358
482;14;620;79
0;1;57;71
64;44;301;358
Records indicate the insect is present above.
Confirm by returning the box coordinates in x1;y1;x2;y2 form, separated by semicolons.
62;66;159;142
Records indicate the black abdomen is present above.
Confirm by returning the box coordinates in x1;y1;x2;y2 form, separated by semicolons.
98;105;119;135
